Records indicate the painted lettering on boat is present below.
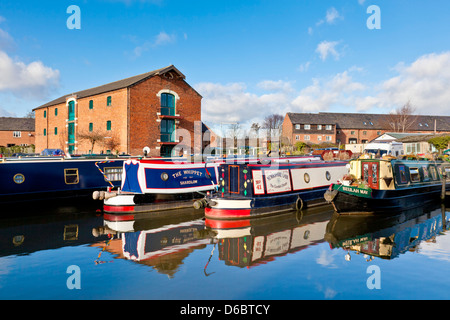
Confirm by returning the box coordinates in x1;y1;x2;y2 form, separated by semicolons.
265;169;291;193
341;185;371;197
172;170;203;179
180;180;198;185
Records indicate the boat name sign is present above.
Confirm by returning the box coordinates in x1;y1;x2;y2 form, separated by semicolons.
334;184;372;198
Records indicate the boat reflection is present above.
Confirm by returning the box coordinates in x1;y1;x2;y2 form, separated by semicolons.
0;208;107;257
325;202;450;261
92;208;211;278
205;206;334;268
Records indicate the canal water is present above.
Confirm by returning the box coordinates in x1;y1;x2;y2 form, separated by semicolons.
0;201;449;301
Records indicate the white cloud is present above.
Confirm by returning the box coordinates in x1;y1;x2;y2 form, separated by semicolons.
325;7;341;24
195;81;292;126
198;51;450;130
133;31;177;57
0;28;14;51
0;50;60;98
316;40;341;61
298;61;311;73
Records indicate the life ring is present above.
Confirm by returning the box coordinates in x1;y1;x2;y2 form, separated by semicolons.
295;197;304;211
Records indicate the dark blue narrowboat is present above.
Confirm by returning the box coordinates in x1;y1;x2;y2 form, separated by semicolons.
0;156;126;205
101;158;222;214
203;157;348;219
324;155;450;214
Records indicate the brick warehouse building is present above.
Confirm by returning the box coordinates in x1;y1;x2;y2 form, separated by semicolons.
33;65;202;156
282;112;450;146
0;117;35;148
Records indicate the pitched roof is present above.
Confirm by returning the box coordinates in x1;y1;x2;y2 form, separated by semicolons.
0;117;35;131
286;112;450;131
397;133;450;143
33;65;186;110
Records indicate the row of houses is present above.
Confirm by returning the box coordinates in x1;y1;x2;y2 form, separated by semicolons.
1;65;450;156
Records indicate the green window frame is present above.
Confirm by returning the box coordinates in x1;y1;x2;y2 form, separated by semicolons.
161;93;175;116
107;96;112;106
55;108;58;116
54;127;58;135
43;128;46;136
89;123;93;132
89;100;94;109
44;110;47;118
106;120;112;131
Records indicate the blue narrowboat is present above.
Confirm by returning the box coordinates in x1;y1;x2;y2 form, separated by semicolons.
0;156;126;205
101;158;222;215
324;155;450;214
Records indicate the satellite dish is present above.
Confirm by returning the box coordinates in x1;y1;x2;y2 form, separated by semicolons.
143;146;150;157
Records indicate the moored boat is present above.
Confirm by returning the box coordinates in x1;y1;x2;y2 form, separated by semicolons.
100;158;221;215
0;155;127;206
324;155;450;214
202;156;348;219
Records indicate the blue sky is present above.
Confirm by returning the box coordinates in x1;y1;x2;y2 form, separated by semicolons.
1;0;450;132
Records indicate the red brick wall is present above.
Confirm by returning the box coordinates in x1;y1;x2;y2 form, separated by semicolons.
0;130;35;147
129;75;202;156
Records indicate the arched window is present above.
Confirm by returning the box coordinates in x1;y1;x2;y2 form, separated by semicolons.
68;100;75;121
161;93;175;116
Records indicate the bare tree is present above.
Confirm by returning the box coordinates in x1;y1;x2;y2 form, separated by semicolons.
103;135;121;154
263;114;284;137
386;101;418;132
78;129;105;154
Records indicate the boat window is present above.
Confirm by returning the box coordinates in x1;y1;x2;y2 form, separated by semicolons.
430;166;437;180
13;173;25;184
325;171;331;181
228;165;240;194
363;164;369;183
304;173;310;183
104;167;122;182
410;167;420;183
64;225;79;240
421;166;430;181
64;168;79;184
397;165;408;184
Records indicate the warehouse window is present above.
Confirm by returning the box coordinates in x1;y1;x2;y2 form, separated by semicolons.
107;96;112;106
106;121;112;131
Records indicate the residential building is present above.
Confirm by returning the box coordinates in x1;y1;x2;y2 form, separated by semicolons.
283;112;450;147
33;65;202;156
0;117;35;148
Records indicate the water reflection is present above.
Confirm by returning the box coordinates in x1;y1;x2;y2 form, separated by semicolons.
205;207;333;268
325;202;450;261
92;208;212;278
0;208;107;257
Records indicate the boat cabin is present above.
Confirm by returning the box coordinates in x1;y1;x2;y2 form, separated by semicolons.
346;157;449;191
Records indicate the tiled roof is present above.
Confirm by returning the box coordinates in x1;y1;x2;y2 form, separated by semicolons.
33;65;185;110
286;112;450;131
0;117;35;131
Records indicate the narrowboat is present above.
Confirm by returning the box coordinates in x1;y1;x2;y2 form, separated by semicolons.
202;157;349;219
324;155;450;214
0;155;127;206
100;158;221;214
